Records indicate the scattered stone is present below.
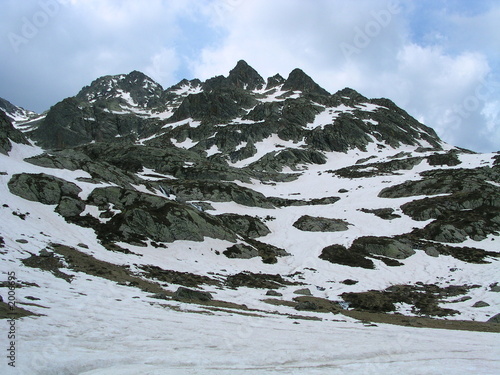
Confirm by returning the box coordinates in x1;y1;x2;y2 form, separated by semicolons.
473;301;490;308
489;283;500;292
225;271;297;289
294;288;312;296
266;290;283;297
293;215;351;232
487;313;500;323
360;208;401;220
25;296;40;301
140;265;219;288
295;300;318;311
341;279;359;285
320;244;375;269
223;243;259;260
39;249;53;257
173;287;213;302
15;239;28;244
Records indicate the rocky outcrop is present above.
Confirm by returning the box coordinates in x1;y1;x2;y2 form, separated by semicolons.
319;244;375;269
227;60;265;90
86;186;237;244
319;236;416;269
282;68;330;96
342;283;470;316
380;166;500;243
217;214;270;238
332;157;424;178
8;173;82;205
293;215;350;232
173;287;213;302
0;110;30;154
225;272;298;289
351;236;415;259
360;208;401;220
223;243;259;259
223;238;288;264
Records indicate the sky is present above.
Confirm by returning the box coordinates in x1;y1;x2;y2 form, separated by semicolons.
0;0;498;153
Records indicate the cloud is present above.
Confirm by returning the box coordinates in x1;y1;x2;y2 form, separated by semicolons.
144;48;180;86
0;0;197;111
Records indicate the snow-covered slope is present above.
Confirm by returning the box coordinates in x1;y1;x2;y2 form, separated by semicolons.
0;61;499;374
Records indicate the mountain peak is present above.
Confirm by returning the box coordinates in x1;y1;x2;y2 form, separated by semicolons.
227;60;265;90
0;109;30;154
265;73;285;90
0;97;38;123
282;68;330;96
76;71;163;107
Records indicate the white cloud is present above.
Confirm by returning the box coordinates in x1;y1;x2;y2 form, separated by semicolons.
144;48;180;86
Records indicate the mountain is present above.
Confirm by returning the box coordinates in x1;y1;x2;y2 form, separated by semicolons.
1;61;499;373
0;97;39;124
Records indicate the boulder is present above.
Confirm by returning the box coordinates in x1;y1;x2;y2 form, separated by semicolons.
293;215;350;232
351;236;415;259
487;313;500;323
223;243;259;259
8;173;82;205
173;287;213;302
319;244;375;269
293;288;312;296
218;214;271;238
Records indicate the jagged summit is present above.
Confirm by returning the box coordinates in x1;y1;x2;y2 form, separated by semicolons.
76;70;164;108
265;73;285;90
0;97;38;123
19;60;447;154
227;60;265;90
282;68;330;96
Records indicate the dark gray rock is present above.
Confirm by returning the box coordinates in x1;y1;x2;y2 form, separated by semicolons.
490;283;500;292
218;214;271;238
265;74;285;90
87;186;237;244
55;196;86;218
293;215;350;232
320;244;375;269
351;236;415;259
360;208;401;220
223;243;259;259
8;173;82;205
173;287;213;302
282;68;330;96
266;290;283;297
295;300;318;311
487;313;500;323
293;288;312;296
472;301;490;308
0;110;30;155
227;60;265;91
